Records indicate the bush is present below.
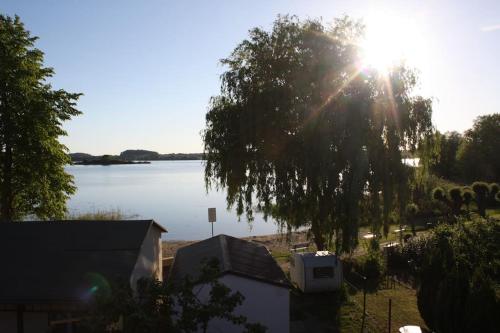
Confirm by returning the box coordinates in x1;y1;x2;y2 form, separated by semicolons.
489;183;500;207
355;250;385;291
472;182;490;217
432;187;447;202
416;219;500;333
401;234;431;278
448;187;463;216
461;188;474;213
406;203;419;235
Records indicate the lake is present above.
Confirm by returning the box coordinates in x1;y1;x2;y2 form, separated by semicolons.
66;161;280;240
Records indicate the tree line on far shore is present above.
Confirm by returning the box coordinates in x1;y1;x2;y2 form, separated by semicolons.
430;114;499;183
70;150;203;162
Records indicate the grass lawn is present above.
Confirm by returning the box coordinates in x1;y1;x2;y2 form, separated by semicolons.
272;225;429;332
350;283;427;332
339;299;381;333
487;208;500;220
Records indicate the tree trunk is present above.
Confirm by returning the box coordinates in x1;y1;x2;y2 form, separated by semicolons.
0;143;13;222
311;221;326;251
478;203;486;218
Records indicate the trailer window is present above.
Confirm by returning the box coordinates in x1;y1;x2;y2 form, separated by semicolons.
313;266;334;279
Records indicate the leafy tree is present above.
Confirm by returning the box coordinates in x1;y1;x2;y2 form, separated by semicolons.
81;259;266;333
405;203;419;235
448;187;463;216
461;187;474;215
489;182;500;207
431;187;446;202
0;15;81;221
431;131;462;180
472;181;490;217
203;16;433;251
457;114;500;182
416;218;500;333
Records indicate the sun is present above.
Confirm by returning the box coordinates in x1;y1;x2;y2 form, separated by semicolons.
359;13;428;74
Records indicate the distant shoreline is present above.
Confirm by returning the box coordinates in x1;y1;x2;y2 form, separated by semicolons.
70;150;203;163
73;160;151;166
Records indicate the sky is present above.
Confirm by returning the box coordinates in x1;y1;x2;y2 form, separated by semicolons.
2;0;499;155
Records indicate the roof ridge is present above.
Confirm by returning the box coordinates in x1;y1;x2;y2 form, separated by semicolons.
219;235;232;271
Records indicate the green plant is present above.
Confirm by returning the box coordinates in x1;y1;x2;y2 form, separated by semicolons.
203;15;433;252
416;219;500;333
448;187;463;216
489;183;500;207
432;187;447;202
405;203;419;235
81;259;267;333
66;208;137;220
0;15;81;221
462;188;474;214
472;182;490;217
356;250;385;291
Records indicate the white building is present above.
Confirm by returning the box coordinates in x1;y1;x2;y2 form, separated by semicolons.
290;251;343;293
169;234;291;333
0;219;166;333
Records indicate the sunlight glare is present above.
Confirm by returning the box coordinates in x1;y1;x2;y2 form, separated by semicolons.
360;14;428;74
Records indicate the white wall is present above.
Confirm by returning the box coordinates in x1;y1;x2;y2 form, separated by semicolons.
130;226;163;289
193;274;289;333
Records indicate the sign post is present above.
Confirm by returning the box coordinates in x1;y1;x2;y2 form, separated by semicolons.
208;208;216;237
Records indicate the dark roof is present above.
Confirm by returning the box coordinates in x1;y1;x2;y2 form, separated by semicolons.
0;220;165;304
169;234;290;288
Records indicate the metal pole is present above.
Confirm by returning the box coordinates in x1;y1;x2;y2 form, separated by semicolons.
361;276;367;333
388;298;392;333
211;222;213;237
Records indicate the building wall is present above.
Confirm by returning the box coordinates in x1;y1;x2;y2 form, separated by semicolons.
0;311;49;333
193;274;289;333
289;254;305;291
24;312;49;333
130;225;163;289
0;312;16;333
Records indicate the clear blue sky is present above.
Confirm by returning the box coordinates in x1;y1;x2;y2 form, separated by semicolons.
2;0;499;154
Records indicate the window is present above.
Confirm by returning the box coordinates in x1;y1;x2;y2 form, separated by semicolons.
313;266;334;279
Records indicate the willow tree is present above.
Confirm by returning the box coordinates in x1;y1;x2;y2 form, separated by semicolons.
203;16;432;251
0;15;81;221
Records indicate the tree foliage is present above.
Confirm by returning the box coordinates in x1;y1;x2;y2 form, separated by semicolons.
457;114;500;183
0;15;81;221
81;259;266;333
472;181;490;218
416;218;500;333
448;187;463;216
405;202;419;235
430;131;462;180
203;16;433;251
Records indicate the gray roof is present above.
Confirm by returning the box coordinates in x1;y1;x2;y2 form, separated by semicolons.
169;234;290;288
295;251;340;267
0;220;166;304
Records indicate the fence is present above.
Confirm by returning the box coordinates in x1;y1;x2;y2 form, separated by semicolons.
344;271;427;333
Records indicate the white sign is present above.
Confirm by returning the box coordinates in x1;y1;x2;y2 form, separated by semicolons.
208;208;216;222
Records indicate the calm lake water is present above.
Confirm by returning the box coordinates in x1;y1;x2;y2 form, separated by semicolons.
66;161;279;240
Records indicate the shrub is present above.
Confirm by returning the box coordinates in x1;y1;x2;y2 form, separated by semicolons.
355;250;385;291
432;187;447;202
461;188;474;214
472;182;490;217
448;187;463;216
416;219;500;333
489;183;500;207
401;234;431;276
405;203;419;235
